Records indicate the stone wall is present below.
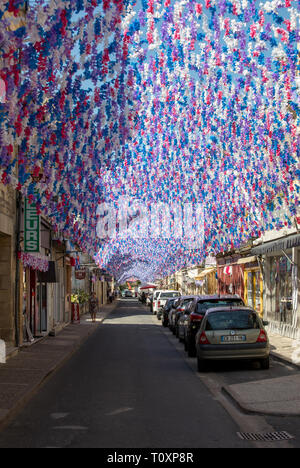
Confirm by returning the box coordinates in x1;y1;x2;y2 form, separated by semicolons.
0;183;16;345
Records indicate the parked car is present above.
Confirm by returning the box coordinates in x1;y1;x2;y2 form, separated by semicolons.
146;293;153;306
173;296;199;342
182;295;245;357
151;290;163;314
168;296;195;334
161;298;177;327
122;289;132;298
153;290;180;315
157;293;180;320
195;306;270;372
168;296;182;331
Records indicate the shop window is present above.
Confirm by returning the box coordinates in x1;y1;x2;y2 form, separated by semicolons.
247;272;254;308
270;256;293;325
245;269;262;316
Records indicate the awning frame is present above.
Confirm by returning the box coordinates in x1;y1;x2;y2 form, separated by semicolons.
251;234;300;256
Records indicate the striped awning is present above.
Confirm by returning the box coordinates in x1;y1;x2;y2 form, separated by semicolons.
195;267;216;280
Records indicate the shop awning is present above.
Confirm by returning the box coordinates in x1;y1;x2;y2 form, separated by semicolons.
237;256;257;265
195;267;216;280
252;234;300;255
38;261;58;283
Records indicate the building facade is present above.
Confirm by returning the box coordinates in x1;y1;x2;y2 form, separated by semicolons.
0;183;17;347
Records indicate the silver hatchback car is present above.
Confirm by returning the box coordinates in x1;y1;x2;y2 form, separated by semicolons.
195;307;270;371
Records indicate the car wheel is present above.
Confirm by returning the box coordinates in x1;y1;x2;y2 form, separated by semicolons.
260;357;270;370
197;357;208;372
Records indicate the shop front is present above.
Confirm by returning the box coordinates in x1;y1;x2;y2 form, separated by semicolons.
237;256;263;317
21;252;50;341
194;267;217;295
217;261;244;299
252;233;300;339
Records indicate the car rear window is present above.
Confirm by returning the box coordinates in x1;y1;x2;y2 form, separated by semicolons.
196;300;243;313
160;292;180;298
205;310;261;331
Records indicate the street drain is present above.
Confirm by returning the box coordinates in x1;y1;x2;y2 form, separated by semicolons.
237;431;294;442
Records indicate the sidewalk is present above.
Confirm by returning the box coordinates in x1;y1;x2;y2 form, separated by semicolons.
0;301;117;431
223;330;300;417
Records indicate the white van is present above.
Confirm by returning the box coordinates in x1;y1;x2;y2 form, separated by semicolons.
152;290;181;315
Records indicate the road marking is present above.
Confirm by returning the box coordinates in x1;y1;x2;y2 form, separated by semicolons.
53;426;88;431
106;407;134;416
50;413;69;420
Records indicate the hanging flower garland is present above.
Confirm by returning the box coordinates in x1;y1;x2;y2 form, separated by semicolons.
19;252;49;272
0;0;299;282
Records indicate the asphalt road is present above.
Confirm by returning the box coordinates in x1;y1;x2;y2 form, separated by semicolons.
0;299;298;449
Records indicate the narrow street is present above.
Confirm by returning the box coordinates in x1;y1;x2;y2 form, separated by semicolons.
0;299;299;449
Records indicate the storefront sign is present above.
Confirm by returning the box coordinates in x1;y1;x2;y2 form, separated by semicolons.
24;197;40;253
75;269;86;280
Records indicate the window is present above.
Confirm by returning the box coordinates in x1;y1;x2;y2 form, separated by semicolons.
269;256;293;325
205;310;261;331
160;292;180;298
196;299;244;313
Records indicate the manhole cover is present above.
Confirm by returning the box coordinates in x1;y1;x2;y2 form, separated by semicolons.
237;431;294;442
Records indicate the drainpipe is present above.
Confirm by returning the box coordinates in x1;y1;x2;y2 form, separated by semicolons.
14;190;22;347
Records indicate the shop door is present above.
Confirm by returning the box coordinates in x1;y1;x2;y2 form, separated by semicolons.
37;283;47;334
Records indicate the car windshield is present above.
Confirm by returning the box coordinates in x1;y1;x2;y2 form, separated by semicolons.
180;298;193;307
160;292;180;298
205;310;261;331
196;299;243;313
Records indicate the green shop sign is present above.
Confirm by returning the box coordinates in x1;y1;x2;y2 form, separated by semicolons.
24;197;40;253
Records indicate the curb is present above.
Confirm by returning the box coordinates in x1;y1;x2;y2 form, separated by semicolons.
270;350;300;370
221;384;300;418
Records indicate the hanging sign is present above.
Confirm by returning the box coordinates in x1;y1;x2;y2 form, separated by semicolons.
75;268;86;280
24;197;40;253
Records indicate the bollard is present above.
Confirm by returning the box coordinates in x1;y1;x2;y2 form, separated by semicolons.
0;339;6;364
71;303;80;323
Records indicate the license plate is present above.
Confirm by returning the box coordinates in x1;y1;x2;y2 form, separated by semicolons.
221;335;246;343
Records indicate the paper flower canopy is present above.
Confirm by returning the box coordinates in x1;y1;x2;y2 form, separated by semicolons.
0;0;299;282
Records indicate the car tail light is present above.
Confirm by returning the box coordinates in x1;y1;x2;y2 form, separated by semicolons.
190;313;204;322
256;329;268;343
198;331;210;345
158;301;161;307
